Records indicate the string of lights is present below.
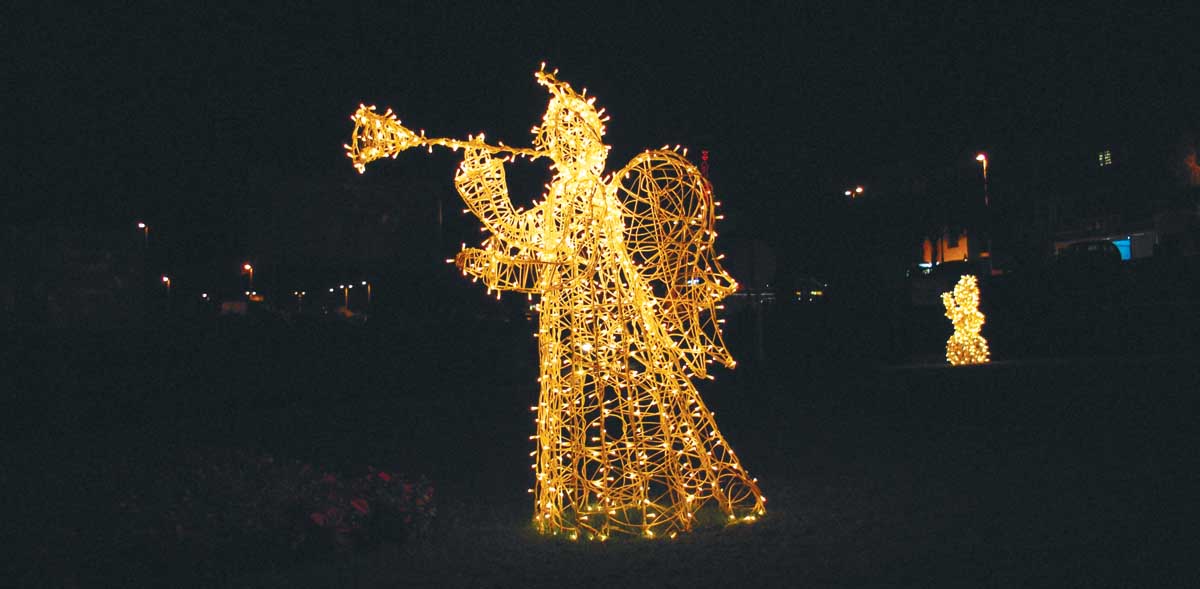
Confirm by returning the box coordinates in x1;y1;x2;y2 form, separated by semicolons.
941;275;990;365
345;65;765;539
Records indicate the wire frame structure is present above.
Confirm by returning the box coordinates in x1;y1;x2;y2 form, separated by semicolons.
345;66;765;539
941;275;991;365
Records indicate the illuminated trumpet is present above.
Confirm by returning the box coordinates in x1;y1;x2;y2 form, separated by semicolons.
345;105;547;173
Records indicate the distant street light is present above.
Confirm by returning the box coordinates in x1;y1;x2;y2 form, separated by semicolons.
136;221;149;246
161;275;171;291
362;280;372;306
242;263;254;290
844;186;865;199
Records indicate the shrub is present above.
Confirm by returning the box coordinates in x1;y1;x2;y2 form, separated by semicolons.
116;448;435;569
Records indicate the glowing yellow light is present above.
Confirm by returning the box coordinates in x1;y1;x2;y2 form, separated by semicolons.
941;275;990;366
975;153;987;162
346;67;765;538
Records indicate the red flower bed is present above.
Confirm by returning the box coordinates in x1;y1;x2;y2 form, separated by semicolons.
115;448;435;566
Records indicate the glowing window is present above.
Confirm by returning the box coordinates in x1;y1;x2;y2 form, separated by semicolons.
1098;150;1113;167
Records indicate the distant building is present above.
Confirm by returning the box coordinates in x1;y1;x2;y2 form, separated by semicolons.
1042;130;1200;262
2;223;143;328
220;301;248;315
855;155;995;275
1051;214;1158;261
920;226;987;267
721;237;777;311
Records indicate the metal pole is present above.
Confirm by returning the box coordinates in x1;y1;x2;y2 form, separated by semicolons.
983;158;992;263
982;159;989;208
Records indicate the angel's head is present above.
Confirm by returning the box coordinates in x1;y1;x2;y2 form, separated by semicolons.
532;69;610;175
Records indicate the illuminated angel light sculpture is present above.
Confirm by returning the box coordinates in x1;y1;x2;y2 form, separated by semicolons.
345;66;765;539
941;275;990;366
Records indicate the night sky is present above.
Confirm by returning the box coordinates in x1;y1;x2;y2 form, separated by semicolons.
7;3;1196;287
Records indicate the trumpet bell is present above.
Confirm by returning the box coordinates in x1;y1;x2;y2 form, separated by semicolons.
347;105;423;173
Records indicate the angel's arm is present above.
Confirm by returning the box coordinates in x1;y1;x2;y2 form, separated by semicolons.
455;237;553;294
941;293;957;321
455;147;541;252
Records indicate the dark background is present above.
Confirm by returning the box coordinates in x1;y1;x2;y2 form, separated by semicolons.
7;3;1197;296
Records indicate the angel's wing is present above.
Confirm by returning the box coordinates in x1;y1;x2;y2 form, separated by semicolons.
609;150;737;377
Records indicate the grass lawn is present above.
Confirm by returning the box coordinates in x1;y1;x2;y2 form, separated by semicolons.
5;323;1198;587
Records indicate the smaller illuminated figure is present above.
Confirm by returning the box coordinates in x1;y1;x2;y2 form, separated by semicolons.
941;275;990;366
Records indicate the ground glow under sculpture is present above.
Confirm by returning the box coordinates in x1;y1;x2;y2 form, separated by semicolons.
941;275;990;366
346;66;765;539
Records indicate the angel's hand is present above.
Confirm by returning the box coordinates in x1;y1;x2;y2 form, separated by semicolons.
455;246;549;294
455;247;488;278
